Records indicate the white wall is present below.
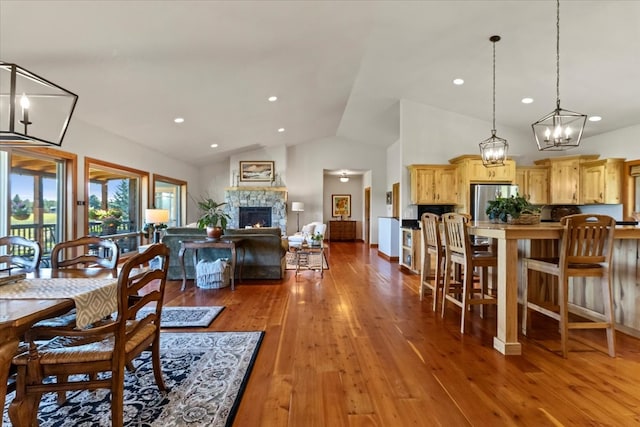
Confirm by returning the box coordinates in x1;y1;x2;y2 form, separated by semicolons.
61;118;201;230
386;139;401;217
399;99;535;220
323;174;363;239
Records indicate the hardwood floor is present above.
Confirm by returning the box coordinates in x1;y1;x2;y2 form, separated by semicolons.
163;241;640;426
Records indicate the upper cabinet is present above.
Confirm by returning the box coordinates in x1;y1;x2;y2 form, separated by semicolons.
534;155;599;205
516;166;549;205
450;155;516;183
580;158;624;204
408;165;458;205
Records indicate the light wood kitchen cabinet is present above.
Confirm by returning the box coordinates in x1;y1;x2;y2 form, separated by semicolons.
515;166;549;205
580;158;624;204
408;165;458;204
400;228;421;274
535;155;598;205
459;156;516;182
449;155;516;214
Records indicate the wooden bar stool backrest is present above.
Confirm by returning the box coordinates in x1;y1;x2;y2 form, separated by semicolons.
441;213;497;333
0;235;42;272
420;213;444;309
51;236;119;273
522;213;616;358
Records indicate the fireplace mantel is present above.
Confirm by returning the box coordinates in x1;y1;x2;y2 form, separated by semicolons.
225;186;287;192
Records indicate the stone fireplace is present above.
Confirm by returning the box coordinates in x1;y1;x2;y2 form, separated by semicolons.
239;207;272;228
224;187;287;234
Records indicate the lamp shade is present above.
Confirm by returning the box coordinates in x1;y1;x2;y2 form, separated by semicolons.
0;62;78;147
145;209;169;224
291;202;304;212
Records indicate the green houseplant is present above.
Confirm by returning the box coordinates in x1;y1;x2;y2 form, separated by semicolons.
485;194;540;224
196;198;231;239
309;232;324;246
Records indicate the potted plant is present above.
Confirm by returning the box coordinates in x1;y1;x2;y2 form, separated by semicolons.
485;194;540;224
91;208;123;235
309;233;324;246
196;198;231;239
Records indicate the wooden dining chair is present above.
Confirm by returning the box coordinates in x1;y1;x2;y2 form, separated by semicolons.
419;213;445;310
522;214;616;358
51;235;119;274
441;213;498;333
9;243;170;427
0;235;42;272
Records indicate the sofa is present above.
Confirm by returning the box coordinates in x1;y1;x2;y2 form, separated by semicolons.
287;221;326;247
162;227;288;281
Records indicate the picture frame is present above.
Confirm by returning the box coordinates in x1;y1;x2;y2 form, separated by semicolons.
239;161;275;182
332;194;351;218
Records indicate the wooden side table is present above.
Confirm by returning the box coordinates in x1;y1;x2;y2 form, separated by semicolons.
178;239;243;291
290;243;325;277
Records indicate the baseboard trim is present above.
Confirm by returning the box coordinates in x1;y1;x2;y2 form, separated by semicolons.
377;251;399;263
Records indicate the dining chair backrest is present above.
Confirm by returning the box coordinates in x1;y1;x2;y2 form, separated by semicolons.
559;214;615;268
51;236;119;273
10;243;170;426
0;235;42;272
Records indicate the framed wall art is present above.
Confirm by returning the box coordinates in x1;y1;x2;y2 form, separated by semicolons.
239;161;275;182
331;194;351;218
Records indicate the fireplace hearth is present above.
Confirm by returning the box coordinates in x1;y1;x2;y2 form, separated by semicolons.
239;207;272;228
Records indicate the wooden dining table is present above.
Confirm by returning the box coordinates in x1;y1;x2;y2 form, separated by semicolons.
467;221;640;356
0;268;119;411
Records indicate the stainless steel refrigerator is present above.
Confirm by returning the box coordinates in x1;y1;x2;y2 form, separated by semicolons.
470;183;520;221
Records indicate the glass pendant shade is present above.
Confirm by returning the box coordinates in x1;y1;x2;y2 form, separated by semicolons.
480;130;508;167
532;101;587;151
479;35;507;167
531;0;586;151
0;62;78;147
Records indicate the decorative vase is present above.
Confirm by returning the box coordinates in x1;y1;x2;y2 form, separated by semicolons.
206;226;223;239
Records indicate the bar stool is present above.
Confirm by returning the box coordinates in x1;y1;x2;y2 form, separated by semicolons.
441;213;497;333
419;213;445;310
522;214;616;358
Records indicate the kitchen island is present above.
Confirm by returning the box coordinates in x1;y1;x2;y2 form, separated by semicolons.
468;221;640;356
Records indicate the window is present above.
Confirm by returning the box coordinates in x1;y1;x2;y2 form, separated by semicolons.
152;174;186;227
0;147;76;264
85;158;148;256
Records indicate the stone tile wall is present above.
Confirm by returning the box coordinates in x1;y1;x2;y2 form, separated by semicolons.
224;187;287;235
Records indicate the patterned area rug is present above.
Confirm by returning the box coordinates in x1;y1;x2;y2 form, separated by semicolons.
138;306;225;328
3;331;264;427
285;251;329;270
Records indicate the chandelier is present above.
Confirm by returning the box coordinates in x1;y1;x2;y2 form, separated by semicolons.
0;62;78;147
479;35;508;167
531;0;587;151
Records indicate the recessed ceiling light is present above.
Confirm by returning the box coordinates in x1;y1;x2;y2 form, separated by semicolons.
588;116;602;122
268;96;278;102
174;117;184;123
453;78;464;85
278;128;285;133
210;143;218;148
521;97;534;104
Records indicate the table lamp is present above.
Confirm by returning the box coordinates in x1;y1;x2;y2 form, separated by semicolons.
145;209;169;243
291;202;304;232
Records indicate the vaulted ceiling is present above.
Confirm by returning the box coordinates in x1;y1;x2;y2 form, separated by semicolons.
2;1;639;166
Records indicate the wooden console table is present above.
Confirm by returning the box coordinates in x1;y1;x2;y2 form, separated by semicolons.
178;239;243;291
329;220;356;241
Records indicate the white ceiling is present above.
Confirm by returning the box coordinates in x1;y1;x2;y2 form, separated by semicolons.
2;1;639;166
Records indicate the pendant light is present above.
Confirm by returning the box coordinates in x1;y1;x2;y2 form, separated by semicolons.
340;173;349;183
531;0;587;151
479;35;508;167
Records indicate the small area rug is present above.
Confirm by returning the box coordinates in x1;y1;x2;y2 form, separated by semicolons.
3;331;264;427
285;251;329;270
138;306;225;328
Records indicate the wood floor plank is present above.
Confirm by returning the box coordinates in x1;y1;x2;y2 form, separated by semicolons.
160;241;640;426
